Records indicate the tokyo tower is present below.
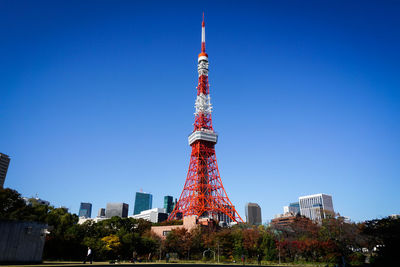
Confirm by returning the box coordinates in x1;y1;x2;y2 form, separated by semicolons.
168;15;243;223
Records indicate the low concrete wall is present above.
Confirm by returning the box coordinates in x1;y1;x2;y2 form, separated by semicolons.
0;220;47;264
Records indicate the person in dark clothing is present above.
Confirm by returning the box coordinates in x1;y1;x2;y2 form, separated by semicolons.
83;247;93;264
132;251;137;263
257;254;262;265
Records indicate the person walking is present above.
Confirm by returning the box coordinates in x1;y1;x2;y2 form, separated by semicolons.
166;253;170;263
257;254;262;265
83;247;93;264
241;254;245;265
132;251;137;263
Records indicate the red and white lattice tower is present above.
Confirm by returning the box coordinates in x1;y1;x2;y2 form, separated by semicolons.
168;15;243;223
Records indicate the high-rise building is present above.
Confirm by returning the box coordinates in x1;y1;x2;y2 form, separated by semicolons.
164;196;174;214
106;203;129;218
0;153;11;188
299;193;334;221
283;202;300;215
98;208;106;217
133;192;152;215
245;203;262;225
78;202;92;218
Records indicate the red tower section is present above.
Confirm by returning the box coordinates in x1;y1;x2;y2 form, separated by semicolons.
168;16;243;223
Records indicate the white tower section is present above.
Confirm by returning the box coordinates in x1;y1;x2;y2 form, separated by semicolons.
202;20;206;44
195;94;212;115
194;58;212;116
188;20;218;146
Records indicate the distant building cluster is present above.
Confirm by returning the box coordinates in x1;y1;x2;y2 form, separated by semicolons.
76;191;266;227
2;149;343;228
77;191;179;225
272;193;335;226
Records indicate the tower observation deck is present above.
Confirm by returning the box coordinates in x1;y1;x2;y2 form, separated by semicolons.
168;15;243;223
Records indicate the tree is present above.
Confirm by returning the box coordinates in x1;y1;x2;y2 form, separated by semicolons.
164;228;191;259
319;217;364;264
141;230;161;260
214;228;234;261
259;230;277;261
0;188;31;220
363;217;400;266
189;226;206;260
231;227;245;260
242;228;261;259
102;235;121;251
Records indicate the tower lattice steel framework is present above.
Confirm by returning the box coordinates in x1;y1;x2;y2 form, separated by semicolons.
168;16;243;223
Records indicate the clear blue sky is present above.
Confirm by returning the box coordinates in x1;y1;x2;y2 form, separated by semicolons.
1;0;399;222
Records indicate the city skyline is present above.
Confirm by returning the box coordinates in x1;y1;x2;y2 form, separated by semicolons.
1;1;400;222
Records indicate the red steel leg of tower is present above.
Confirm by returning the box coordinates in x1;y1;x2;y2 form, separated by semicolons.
169;141;243;222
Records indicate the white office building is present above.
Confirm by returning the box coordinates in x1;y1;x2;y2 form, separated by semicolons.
78;217;107;225
130;208;168;223
299;193;334;221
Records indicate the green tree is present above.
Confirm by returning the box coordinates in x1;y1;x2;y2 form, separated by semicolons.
164;228;191;259
231;227;245;260
0;188;31;220
214;228;234;261
363;217;400;266
259;230;277;261
242;228;261;260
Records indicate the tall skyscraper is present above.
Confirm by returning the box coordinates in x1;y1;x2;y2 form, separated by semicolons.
0;153;11;188
245;203;262;225
106;203;129;218
164;196;174;214
78;202;92;218
98;208;106;217
299;193;334;221
134;192;153;215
